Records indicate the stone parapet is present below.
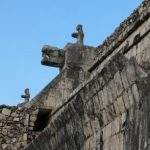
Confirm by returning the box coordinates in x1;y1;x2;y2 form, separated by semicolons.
25;54;150;150
89;0;150;72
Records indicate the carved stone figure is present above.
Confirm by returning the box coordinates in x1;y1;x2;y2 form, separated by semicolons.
21;88;30;103
41;45;65;68
71;24;84;45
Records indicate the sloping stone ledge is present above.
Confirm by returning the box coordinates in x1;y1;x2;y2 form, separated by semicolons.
89;0;150;72
25;54;150;149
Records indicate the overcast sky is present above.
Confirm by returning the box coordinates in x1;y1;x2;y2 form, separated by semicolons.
0;0;143;105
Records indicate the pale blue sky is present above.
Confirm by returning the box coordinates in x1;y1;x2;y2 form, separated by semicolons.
0;0;143;105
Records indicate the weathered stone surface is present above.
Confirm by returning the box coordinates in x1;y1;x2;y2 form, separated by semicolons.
131;83;140;104
27;55;150;150
117;96;126;114
13;117;19;121
31;109;39;115
30;116;37;122
23;133;28;141
114;72;124;97
121;68;129;90
1;1;150;150
0;114;6;121
2;108;11;116
2;129;7;136
0;105;39;150
2;144;7;149
41;45;65;68
122;91;130;110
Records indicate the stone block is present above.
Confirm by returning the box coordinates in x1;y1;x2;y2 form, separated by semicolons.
18;106;23;111
24;119;29;126
13;118;19;122
0;114;6;121
114;72;124;97
110;135;116;150
132;83;140;104
109;105;116;119
115;133;124;150
107;84;113;104
103;86;109;107
29;127;34;130
102;109;108;125
2;108;11;116
11;112;17;117
109;79;117;100
119;133;124;150
9;133;14;138
30;116;37;122
31;109;39;115
117;96;126;114
127;88;135;106
114;101;120;116
121;112;127;130
84;138;90;150
29;122;34;127
105;106;114;123
111;117;121;135
23;133;28;141
94;77;101;91
88;80;97;96
121;68;129;89
97;75;106;89
2;144;7;149
83;122;93;139
11;112;15;117
16;143;21;148
22;141;28;147
25;114;30;119
89;135;97;150
98;90;104;110
93;95;101;116
122;91;130;110
12;138;17;143
2;129;7;136
102;123;112;140
91;118;100;133
125;60;136;85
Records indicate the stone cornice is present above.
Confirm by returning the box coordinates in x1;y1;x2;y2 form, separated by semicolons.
89;0;150;72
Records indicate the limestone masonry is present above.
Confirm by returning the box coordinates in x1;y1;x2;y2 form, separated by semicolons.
0;0;150;149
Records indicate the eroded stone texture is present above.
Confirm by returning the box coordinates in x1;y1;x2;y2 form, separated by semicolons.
25;55;150;150
1;0;150;150
0;105;41;150
28;43;96;111
41;45;65;68
71;24;84;45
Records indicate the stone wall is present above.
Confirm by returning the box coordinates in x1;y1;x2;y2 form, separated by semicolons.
26;54;150;150
25;0;150;149
89;0;150;72
0;104;39;150
1;0;150;149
